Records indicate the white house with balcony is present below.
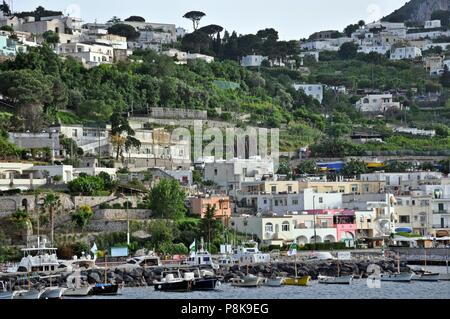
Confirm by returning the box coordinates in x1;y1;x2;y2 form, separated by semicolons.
0;163;47;191
237;188;342;215
418;185;450;233
355;94;402;113
390;47;422;60
293;84;323;104
57;42;114;68
358;45;391;55
231;215;338;247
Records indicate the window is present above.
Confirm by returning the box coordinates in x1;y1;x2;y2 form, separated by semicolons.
282;221;290;232
288;186;293;193
319;197;323;203
351;185;358;193
265;223;273;232
243;168;248;176
271;186;277;193
214;169;218;176
274;200;279;207
292;199;298;205
399;216;410;223
363;184;369;192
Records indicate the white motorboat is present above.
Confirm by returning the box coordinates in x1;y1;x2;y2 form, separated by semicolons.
8;239;59;273
40;287;66;299
63;274;93;297
0;281;24;299
183;250;219;270
230;274;265;288
232;241;271;265
411;272;440;282
380;273;413;282
318;275;354;285
13;288;44;299
63;285;93;297
116;254;162;270
265;276;284;287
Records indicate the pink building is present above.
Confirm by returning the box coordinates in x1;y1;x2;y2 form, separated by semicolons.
303;209;357;244
189;195;232;225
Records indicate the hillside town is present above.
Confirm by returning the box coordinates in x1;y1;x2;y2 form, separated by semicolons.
0;1;449;300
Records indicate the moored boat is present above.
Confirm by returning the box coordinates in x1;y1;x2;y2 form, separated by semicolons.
380;273;413;282
39;287;66;299
230;274;265;288
154;271;194;292
283;276;311;286
12;288;44;299
91;283;121;295
265;276;284;287
411;272;440;282
63;285;94;297
191;269;220;291
318;275;353;285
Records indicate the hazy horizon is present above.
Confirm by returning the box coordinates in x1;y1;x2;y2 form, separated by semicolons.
7;0;411;40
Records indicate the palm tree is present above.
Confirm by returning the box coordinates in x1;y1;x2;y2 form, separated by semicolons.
203;204;217;251
43;192;61;244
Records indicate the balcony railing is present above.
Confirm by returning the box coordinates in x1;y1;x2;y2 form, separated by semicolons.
433;210;450;214
433;225;450;229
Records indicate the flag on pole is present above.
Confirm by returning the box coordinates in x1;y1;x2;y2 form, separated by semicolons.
90;243;98;255
287;243;297;256
189;240;196;257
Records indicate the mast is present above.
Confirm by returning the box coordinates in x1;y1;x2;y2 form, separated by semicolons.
397;254;400;274
294;253;297;279
337;257;340;277
104;252;107;284
446;248;449;275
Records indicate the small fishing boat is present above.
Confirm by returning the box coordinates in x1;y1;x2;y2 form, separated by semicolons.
283;276;311;286
40;286;66;299
13;288;44;299
63;285;94;297
283;243;311;287
380;273;413;282
318;275;353;285
411;270;440;282
230;274;265;288
265;275;284;287
154;271;195;292
91;283;121;295
191;269;221;291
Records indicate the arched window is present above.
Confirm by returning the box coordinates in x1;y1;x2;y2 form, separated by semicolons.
282;221;290;232
265;223;273;233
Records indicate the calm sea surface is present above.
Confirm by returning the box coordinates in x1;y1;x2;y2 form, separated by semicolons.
83;266;450;300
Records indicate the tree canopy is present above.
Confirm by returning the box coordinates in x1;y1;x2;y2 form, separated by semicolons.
183;11;206;30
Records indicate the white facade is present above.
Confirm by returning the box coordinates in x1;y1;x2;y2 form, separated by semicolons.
231;215;338;246
187;53;214;63
238;188;342;215
293;84;323;104
358;45;391;55
390;47;422;60
300;40;339;52
393;127;436;137
57;42;114;68
50;124;109;155
241;55;267;67
425;20;442;29
355;94;402;113
204;157;275;192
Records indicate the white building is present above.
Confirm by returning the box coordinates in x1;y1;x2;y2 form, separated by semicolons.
299;40;340;52
293;84;323;104
204;157;275;193
241;55;267;67
187;53;214;63
390;47;422;60
355;94;402;113
393;127;436;137
425;20;442;29
57;42;114;68
358;45;391;55
50;124;109;156
237;188;342;215
231;215;338;247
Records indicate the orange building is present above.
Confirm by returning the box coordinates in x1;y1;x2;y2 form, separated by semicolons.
189;196;232;225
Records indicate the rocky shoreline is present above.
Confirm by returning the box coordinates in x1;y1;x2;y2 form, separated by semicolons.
0;259;407;289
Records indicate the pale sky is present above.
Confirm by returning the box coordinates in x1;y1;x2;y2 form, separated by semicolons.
11;0;409;40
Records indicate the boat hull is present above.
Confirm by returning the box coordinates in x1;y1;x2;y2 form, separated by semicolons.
192;278;220;291
412;273;440;282
230;276;265;288
154;280;193;292
266;278;284;287
380;273;413;282
40;287;66;299
283;276;311;286
12;289;43;299
439;273;450;281
63;286;93;297
91;284;120;295
318;275;353;285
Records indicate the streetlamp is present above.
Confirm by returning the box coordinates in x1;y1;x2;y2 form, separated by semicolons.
313;195;317;251
120;193;130;246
